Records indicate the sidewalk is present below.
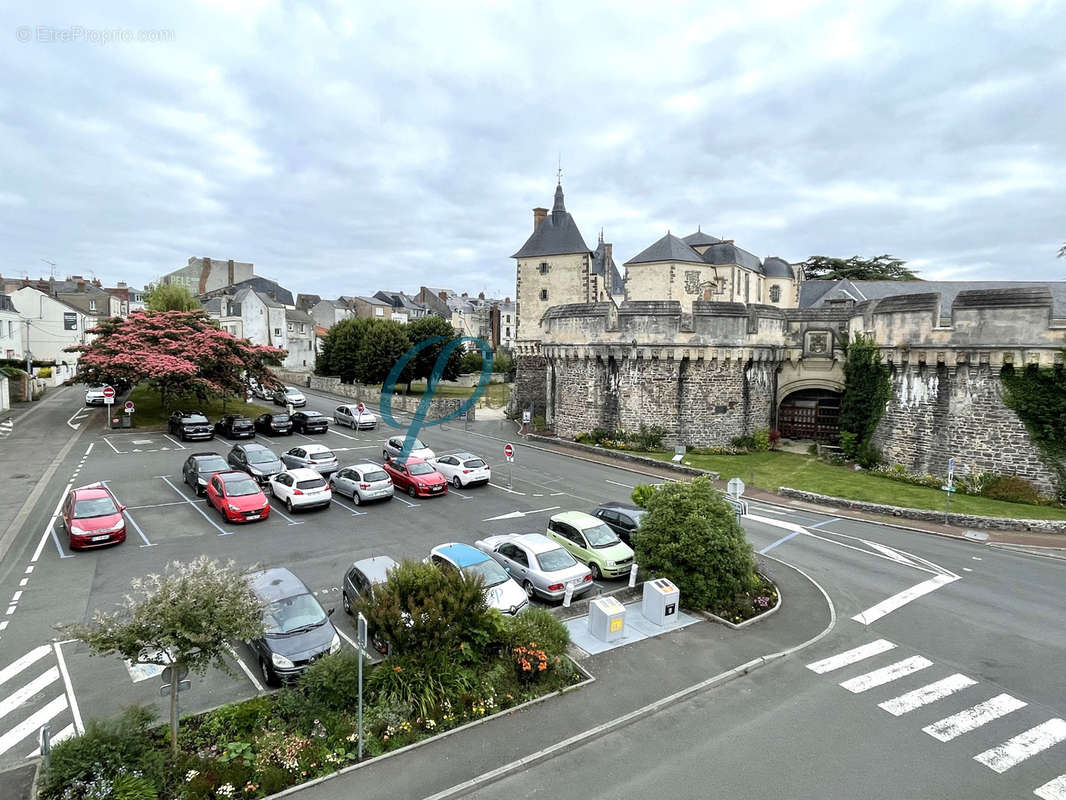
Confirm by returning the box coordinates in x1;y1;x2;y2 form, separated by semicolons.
288;556;830;800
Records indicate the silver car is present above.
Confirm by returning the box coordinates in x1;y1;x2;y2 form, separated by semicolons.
280;443;339;475
333;404;378;430
382;435;434;461
328;463;394;505
474;533;594;602
274;386;307;407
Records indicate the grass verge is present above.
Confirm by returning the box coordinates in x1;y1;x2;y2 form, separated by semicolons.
125;384;273;428
386;381;511;406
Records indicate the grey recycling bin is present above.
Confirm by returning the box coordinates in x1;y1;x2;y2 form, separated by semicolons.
587;596;626;642
121;415;132;428
641;578;680;626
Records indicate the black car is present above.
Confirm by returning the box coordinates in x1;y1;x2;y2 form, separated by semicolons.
591;501;647;547
342;556;399;655
168;410;214;441
255;412;293;436
227;443;284;484
247;568;339;686
215;414;255;439
291;411;329;434
181;452;229;496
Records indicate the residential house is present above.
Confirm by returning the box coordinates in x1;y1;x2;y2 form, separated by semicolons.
104;282;147;315
417;287;453;319
493;297;516;351
201;288;288;354
349;295;393;321
284;309;317;370
160;257;254;295
200;276;294;308
309;298;354;330
296;293;321;312
0;293;23;360
9;286;97;363
50;277;123;318
372;291;427;324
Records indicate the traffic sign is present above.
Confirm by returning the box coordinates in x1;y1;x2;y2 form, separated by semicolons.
357;612;368;650
504;443;514;461
161;664;189;684
947;457;955;485
124;401;135;414
102;386;115;399
357;402;365;414
727;477;746;498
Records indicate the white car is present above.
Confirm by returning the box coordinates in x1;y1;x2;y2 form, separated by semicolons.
280;443;339;475
329;463;394;505
382;435;434;462
274;386;307;407
333;404;378;430
84;385;108;406
428;542;527;616
430;452;491;488
267;468;331;513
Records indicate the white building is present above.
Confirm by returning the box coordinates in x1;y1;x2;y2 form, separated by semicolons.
284;309;317;370
9;287;97;363
0;294;23;360
202;287;289;355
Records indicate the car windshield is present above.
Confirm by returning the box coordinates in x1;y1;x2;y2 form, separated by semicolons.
463;458;487;468
183;414;208;424
364;470;388;482
247;450;277;464
296;477;327;489
303;411;321;418
224;478;261;497
309;451;335;461
582;522;621;548
73;497;118;519
410;438;427;449
285;388;301;396
272;414;290;423
231;417;251;426
262;593;327;635
461;558;509;588
408;462;435;476
196;457;228;473
537;547;577;571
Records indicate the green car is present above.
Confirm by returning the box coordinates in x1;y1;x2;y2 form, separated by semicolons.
546;511;635;580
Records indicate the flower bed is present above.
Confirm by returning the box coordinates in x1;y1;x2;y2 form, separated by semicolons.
709;572;779;625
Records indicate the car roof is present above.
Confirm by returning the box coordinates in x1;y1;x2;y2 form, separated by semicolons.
443;452;479;460
284;467;324;479
285;386;301;392
595;501;643;513
389;456;426;466
240;442;270;452
348;462;385;472
247;567;307;601
300;444;333;454
219;470;256;482
298;410;322;416
71;485;112;500
551;510;603;528
432;542;489;567
351;556;399;583
189;451;221;458
510;533;562;553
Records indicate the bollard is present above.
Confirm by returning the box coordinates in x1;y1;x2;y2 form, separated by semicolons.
563;582;574;608
628;563;638;588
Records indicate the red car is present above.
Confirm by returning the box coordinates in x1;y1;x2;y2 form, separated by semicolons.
382;457;448;498
62;484;127;549
205;470;271;523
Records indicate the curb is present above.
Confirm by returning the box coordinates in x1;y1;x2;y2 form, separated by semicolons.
525;434;717;479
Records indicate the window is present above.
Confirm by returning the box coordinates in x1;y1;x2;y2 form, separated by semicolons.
5;321;11;338
505;315;511;323
287;323;293;332
770;285;782;303
89;299;96;311
539;289;548;301
375;307;384;316
300;324;305;333
538;262;550;274
274;328;281;336
505;327;510;337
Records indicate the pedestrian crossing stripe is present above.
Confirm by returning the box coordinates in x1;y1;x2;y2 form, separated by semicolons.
974;718;1066;774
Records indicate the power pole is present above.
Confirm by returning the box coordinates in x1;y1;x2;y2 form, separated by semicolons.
24;320;32;402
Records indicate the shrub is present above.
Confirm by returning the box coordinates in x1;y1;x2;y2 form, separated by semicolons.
181;695;273;751
730;434;756;451
38;366;53;378
981;475;1041;505
856;441;882;469
294;650;364;710
533;414;546;432
366;652;479;719
634;476;758;611
632;424;666;450
752;428;771;452
459;351;483;374
502;608;569;660
631;484;658;509
839;431;858;460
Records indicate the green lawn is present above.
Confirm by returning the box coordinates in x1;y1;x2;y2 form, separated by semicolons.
641;449;1066;521
124;384;273;428
387;381;511;406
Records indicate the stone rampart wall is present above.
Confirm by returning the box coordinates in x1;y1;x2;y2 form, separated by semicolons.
307;376;474;421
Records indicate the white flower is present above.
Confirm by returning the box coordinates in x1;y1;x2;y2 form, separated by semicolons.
217;783;235;798
185;770;199;782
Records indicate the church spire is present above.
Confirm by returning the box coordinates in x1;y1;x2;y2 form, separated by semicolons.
551;181;566;219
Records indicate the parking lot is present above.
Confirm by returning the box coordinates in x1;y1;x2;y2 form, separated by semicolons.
0;388;674;765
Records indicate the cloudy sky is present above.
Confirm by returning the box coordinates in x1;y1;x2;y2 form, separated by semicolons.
2;0;1064;300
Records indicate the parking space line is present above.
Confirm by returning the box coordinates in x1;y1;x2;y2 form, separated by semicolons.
103;481;154;547
125;501;187;511
264;501;305;526
391;494;420;509
84;443;94;456
489;482;525;495
102;437;122;455
330;497;367;516
157;476;231;536
335;626;359;651
53;642;84;734
31;483;73;562
161;434;186;450
605;479;635;488
224;644;264;693
448;487;472;500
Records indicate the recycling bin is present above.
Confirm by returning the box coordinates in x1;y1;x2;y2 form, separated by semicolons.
641;578;680;626
110;416;122;429
587;596;626;642
121;415;132;428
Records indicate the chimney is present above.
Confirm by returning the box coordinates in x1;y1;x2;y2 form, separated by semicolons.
77;279;86;292
605;243;613;262
439;291;448;301
533;207;548;231
228;259;235;285
478;291;485;300
505;296;510;303
461;292;468;298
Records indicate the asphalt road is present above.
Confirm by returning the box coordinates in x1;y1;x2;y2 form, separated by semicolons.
1;387;1064;799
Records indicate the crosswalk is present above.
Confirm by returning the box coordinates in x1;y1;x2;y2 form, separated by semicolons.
0;418;12;439
807;639;1066;798
0;645;77;762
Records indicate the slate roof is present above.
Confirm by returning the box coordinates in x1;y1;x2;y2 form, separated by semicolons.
624;233;705;266
354;295;389;307
681;230;722;247
701;242;764;273
800;280;1066;318
762;257;795;279
511;183;591;259
296;293;321;311
285;308;315;325
202;277;294;307
591;238;625;295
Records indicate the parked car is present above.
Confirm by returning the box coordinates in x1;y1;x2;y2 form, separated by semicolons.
84;385;108;406
546;511;636;580
255;412;293;436
430;452;491;488
62;483;126;550
252;380;275;400
291;410;329;434
382;435;434;461
328;463;394;505
382;457;447;498
333;404;378;430
205;470;271;523
273;386;307;407
591;501;647;547
475;533;594;602
227;442;284;484
280;443;339;475
168;410;214;441
428;543;527;616
268;468;332;513
214;414;255;439
181;452;230;496
247;567;340;687
341;556;399;654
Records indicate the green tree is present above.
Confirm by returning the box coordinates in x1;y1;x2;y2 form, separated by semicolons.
143;283;201;312
60;557;264;754
839;332;892;457
354;319;411;386
404;315;465;392
800;255;920;281
317;316;374;382
492;347;514;376
459;350;483;374
633;477;758;611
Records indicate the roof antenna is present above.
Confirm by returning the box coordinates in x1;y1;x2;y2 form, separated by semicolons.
557;153;562;185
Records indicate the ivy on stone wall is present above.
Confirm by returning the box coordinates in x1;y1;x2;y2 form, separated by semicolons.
1000;362;1066;496
840;333;892;459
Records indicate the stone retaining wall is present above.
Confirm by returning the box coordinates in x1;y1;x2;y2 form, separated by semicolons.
308;376;475;421
525;435;717;479
778;487;1066;533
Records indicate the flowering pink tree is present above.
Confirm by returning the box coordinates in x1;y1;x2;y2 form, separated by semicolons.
68;311;286;407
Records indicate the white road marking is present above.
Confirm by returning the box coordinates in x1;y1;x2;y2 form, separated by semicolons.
972;556;982;561
852;575;960;626
31;483;73;563
0;646;51;689
975;718;1066;773
866;541;914;565
161;434;186;449
224;644;264;693
335;626;359;651
391;494;420;509
10;591;21;604
18;579;26;587
330;497;366;516
24;566;33;574
878;673;978;715
4;607;14;616
489;482;525;495
806;640;896;674
157;476;230;536
1035;774;1066;800
84;443;94;455
53;642;83;734
605;479;635;488
66;408;89;430
482;506;560;522
0;621;7;632
0;695;68;756
102;437;121;454
266;502;305;526
0;667;60;720
125;501;188;510
923;694;1027;741
24;721;75;758
840;656;933;693
103;481;153;547
448;486;472;500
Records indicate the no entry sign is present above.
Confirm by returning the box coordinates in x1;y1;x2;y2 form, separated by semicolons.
357;402;365;414
504;443;514;461
103;385;115;404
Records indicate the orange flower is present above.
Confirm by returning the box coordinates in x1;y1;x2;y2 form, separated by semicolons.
394;666;403;672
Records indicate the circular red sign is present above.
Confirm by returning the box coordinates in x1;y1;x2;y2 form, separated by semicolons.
102;386;116;399
504;444;514;457
357;403;365;413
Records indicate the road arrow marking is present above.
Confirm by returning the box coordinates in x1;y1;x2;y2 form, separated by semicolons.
482;506;560;522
